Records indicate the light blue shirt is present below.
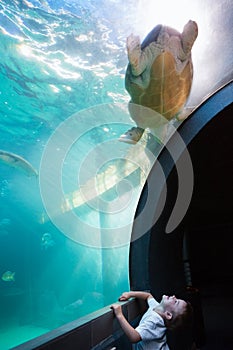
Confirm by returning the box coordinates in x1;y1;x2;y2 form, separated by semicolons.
133;297;170;350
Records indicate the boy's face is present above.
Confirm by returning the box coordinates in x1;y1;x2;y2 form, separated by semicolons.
161;295;187;315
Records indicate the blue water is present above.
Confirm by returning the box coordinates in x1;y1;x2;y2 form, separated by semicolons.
0;1;137;348
0;0;232;348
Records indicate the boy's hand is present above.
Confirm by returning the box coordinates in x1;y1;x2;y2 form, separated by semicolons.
110;303;123;318
119;292;131;301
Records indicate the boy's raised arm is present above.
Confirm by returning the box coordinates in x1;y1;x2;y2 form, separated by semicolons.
119;291;152;301
110;303;141;343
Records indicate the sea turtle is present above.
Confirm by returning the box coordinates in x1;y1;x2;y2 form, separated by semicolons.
119;20;198;144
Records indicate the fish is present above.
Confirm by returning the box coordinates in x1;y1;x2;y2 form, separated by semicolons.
2;270;15;282
0;150;38;177
41;232;55;250
63;299;83;313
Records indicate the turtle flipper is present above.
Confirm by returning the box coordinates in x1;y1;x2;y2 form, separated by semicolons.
118;127;144;144
127;34;147;76
181;20;198;54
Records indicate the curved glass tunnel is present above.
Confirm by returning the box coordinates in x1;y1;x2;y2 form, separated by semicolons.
0;0;232;349
130;81;233;349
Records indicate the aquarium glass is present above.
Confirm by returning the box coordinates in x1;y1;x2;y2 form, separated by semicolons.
0;0;232;348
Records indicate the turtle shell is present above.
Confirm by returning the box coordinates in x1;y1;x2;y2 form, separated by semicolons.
125;23;196;121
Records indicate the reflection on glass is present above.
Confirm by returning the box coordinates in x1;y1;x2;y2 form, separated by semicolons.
0;0;232;348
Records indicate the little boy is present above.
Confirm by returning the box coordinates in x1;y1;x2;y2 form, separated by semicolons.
111;290;193;350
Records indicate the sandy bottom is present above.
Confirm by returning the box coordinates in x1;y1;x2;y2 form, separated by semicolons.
0;322;49;349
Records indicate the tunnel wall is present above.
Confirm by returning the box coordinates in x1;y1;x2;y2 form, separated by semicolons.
130;80;232;293
130;80;233;348
11;298;147;350
11;81;232;350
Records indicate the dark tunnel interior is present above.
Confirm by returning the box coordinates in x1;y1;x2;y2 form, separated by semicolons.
181;102;233;350
130;82;233;349
185;102;232;287
1;1;232;348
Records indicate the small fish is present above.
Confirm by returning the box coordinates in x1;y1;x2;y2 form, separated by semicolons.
2;270;15;282
0;150;38;177
64;299;83;313
41;232;55;250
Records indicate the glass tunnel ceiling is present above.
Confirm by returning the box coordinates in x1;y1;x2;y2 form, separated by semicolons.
38;0;233;247
0;0;232;349
0;0;232;145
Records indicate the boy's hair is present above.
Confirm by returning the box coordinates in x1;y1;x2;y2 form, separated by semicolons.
165;301;193;331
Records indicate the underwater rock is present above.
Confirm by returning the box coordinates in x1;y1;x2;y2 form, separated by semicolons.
35;289;65;328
